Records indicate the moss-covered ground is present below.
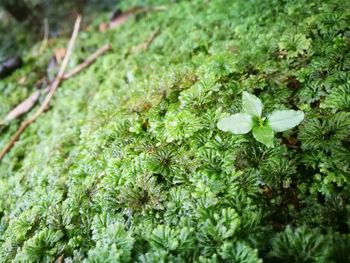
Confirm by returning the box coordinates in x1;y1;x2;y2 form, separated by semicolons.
0;0;350;262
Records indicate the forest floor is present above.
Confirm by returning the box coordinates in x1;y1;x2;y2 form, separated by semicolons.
0;0;350;262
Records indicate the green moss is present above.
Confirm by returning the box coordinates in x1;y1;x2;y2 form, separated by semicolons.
1;0;350;262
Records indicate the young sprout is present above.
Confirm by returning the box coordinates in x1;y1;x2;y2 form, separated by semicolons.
217;91;304;147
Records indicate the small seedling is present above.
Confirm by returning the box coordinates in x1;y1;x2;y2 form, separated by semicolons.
217;91;304;147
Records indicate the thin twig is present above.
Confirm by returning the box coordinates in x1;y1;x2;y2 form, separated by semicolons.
0;16;82;161
57;254;64;263
63;44;112;79
130;29;160;53
108;5;167;29
39;18;49;53
4;91;41;122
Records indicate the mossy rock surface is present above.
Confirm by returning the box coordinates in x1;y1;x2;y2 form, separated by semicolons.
0;0;350;262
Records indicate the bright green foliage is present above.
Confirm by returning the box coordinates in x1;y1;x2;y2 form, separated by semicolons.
252;125;274;148
278;33;311;59
0;0;350;262
217;92;304;147
269;226;326;263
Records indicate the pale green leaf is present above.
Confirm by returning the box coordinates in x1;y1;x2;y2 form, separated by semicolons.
242;91;263;117
278;33;311;58
268;110;304;132
252;125;274;147
217;113;253;134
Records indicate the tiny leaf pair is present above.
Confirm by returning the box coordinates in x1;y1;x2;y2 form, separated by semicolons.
217;92;304;147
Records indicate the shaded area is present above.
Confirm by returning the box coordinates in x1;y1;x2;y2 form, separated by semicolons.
0;0;349;262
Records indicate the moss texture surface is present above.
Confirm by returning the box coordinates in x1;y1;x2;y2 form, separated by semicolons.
0;0;350;262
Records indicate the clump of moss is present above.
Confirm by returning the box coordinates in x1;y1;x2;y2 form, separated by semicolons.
0;0;350;262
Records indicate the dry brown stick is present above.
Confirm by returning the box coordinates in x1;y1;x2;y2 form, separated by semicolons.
144;29;160;49
57;254;64;263
130;29;160;53
4;90;41;122
0;16;82;161
63;44;112;79
39;18;49;53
